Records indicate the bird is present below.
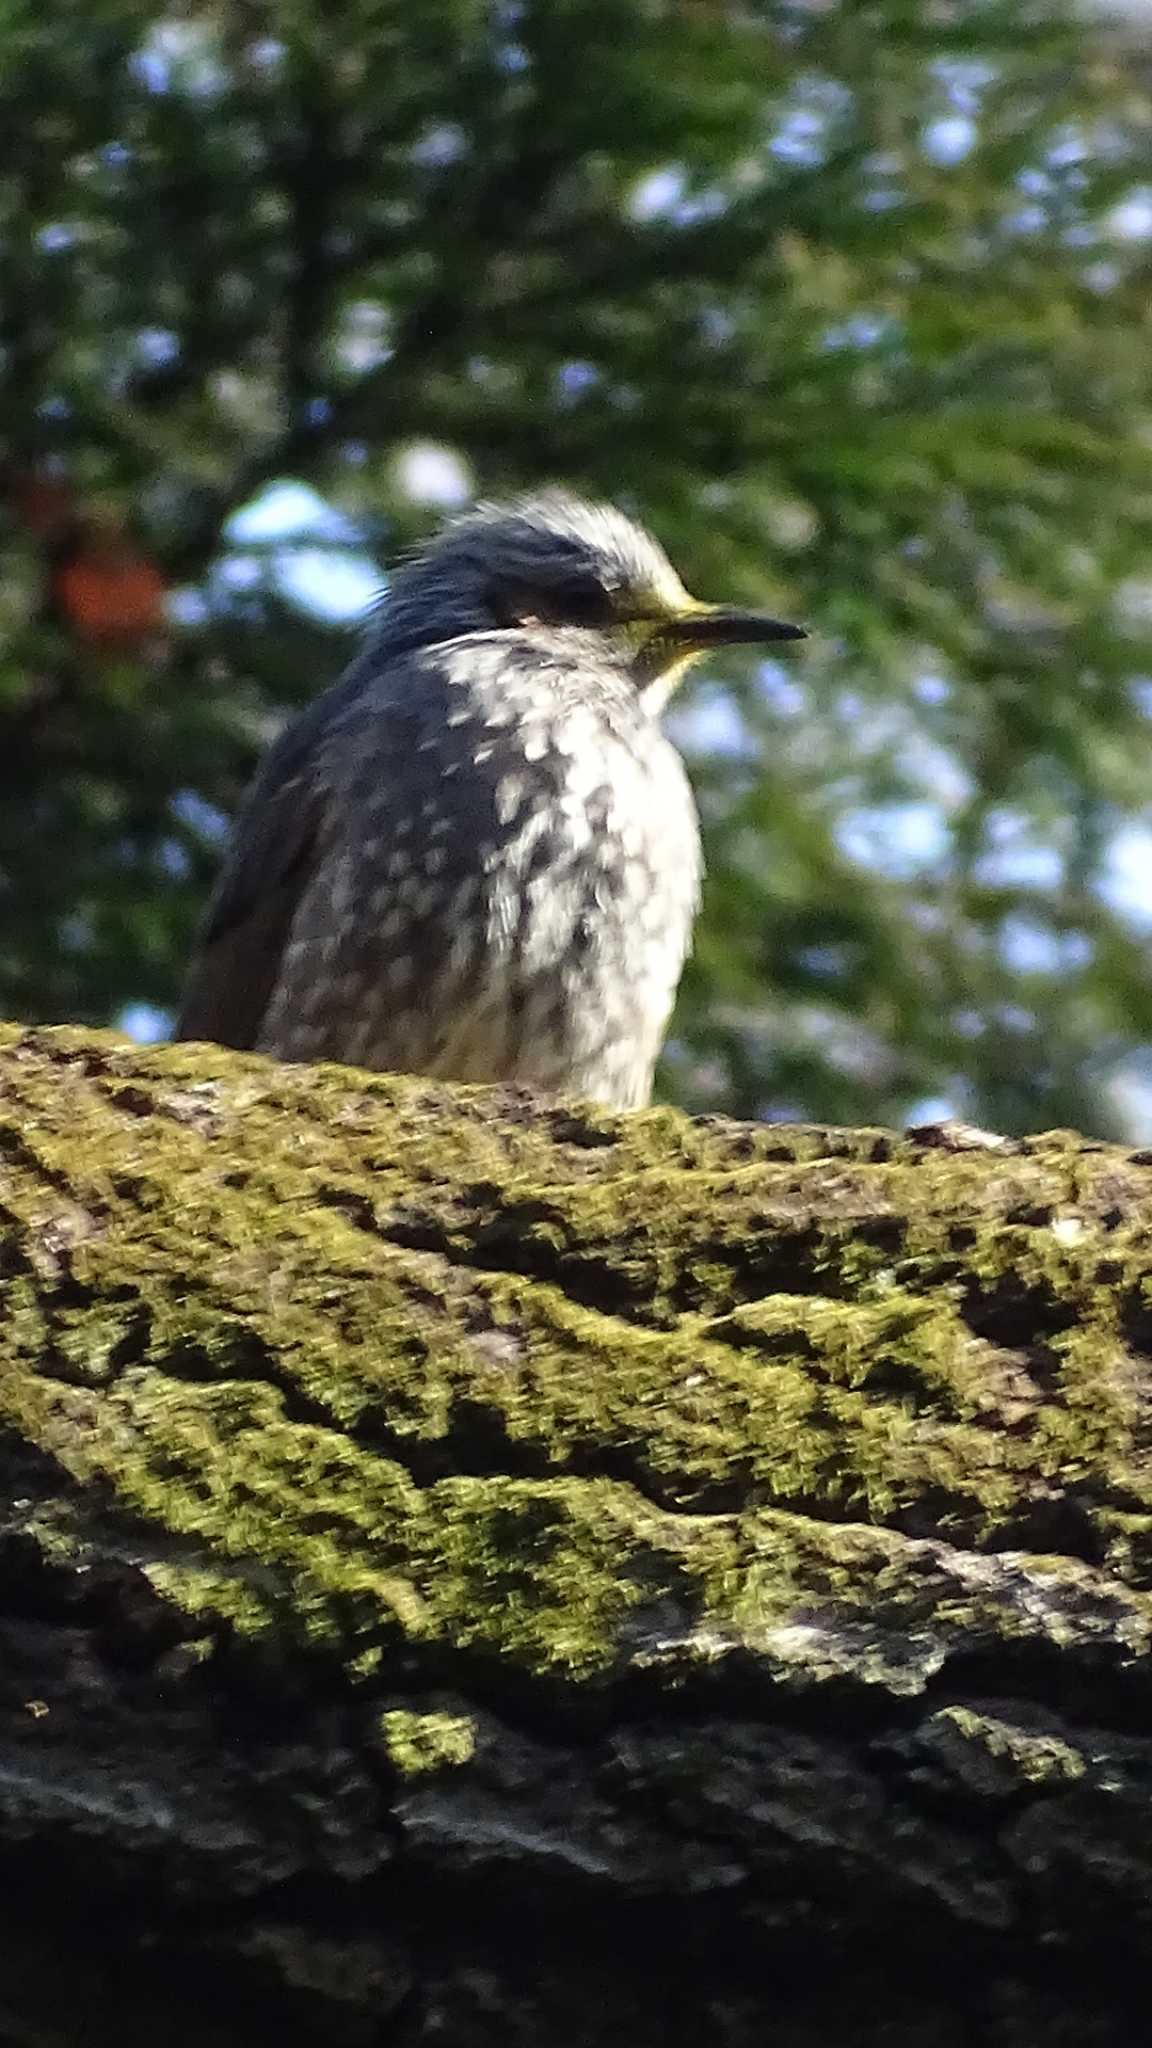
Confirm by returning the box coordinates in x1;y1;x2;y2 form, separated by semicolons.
175;490;805;1110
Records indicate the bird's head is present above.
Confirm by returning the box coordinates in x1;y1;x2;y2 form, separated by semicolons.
382;490;806;708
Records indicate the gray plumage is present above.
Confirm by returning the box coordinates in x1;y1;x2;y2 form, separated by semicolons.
176;491;804;1109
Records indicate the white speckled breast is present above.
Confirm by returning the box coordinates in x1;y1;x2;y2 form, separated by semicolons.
257;629;702;1109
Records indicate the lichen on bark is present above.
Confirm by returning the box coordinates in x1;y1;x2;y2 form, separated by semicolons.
3;1023;1152;2045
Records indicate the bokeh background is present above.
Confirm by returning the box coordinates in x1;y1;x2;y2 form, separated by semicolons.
4;0;1152;1134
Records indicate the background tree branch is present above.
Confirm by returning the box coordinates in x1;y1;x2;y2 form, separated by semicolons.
5;2;1152;1134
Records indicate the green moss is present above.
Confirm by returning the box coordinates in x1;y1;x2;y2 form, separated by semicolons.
4;1026;1152;1698
379;1709;477;1774
922;1707;1088;1791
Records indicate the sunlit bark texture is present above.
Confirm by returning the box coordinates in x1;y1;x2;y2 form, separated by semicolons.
2;1025;1152;2046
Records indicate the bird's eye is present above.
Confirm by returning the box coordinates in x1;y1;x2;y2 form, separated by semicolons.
489;579;614;630
551;578;614;627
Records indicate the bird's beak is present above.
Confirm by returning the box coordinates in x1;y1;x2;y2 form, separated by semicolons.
665;603;807;650
633;596;807;703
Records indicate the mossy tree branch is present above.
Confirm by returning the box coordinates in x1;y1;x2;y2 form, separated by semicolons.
2;1025;1151;2046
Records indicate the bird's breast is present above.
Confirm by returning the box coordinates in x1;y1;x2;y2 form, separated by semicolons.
431;691;701;1103
262;652;702;1110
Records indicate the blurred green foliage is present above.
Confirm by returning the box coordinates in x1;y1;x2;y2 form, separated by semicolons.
4;0;1152;1134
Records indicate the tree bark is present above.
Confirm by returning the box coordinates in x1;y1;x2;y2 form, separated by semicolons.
1;1023;1151;2046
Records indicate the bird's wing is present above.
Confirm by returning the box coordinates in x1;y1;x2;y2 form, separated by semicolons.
174;683;352;1050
